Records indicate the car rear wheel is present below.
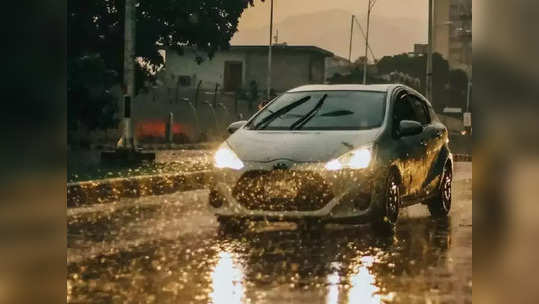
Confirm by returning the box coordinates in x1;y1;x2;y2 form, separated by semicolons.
372;172;400;234
427;164;452;217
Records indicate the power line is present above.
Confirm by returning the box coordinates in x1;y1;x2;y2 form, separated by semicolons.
363;0;378;84
352;14;376;63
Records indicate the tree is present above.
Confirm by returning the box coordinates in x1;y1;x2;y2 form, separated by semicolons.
447;69;469;108
68;0;263;92
329;52;468;110
68;54;119;144
353;56;368;66
376;52;453;109
68;0;263;138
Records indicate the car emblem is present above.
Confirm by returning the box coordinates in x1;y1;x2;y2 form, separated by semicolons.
273;162;289;170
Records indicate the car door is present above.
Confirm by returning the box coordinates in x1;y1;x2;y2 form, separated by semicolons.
412;97;448;195
408;95;436;196
392;93;428;199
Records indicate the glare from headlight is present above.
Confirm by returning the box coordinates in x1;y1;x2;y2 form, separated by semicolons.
214;143;244;170
325;147;372;171
347;148;371;169
325;159;343;171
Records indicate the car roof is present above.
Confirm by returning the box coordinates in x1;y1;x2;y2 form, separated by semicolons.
287;84;400;93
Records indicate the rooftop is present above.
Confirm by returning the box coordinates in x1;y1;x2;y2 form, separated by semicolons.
230;45;333;57
287;84;399;93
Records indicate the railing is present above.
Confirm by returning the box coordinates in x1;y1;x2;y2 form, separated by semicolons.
131;81;265;143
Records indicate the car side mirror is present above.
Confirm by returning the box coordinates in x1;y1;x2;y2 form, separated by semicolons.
399;120;423;137
227;120;247;134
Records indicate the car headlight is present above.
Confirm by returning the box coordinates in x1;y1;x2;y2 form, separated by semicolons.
214;142;244;170
325;145;373;170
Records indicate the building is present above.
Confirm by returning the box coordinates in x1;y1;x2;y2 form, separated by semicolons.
433;0;472;72
161;45;333;93
414;43;428;55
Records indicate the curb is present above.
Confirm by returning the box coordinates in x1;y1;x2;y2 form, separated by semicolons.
68;155;472;208
67;170;213;208
86;142;221;151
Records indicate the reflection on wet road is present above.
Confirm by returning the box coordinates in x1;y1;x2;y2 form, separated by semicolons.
67;163;472;303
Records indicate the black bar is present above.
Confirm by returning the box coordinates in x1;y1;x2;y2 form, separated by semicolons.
124;95;131;118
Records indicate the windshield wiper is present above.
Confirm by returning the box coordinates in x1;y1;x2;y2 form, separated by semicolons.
251;96;311;130
319;110;354;117
289;94;328;130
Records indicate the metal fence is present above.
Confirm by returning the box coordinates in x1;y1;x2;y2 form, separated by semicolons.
130;81;263;143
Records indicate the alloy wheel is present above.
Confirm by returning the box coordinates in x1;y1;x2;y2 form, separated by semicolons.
385;175;400;223
441;168;452;212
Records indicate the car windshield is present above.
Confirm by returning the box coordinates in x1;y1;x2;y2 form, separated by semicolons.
247;90;387;130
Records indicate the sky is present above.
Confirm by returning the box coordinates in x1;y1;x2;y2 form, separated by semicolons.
232;0;429;59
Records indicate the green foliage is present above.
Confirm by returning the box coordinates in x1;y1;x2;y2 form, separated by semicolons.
68;0;263;134
68;0;262;92
376;52;449;95
330;53;468;110
448;69;469;108
327;66;389;87
248;80;259;102
68;55;119;142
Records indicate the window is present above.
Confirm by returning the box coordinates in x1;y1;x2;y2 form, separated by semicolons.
392;93;430;137
393;94;417;126
247;91;386;131
223;61;243;91
410;96;430;125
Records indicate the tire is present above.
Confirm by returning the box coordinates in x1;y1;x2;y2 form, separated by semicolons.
209;190;225;209
217;216;247;234
372;172;401;234
427;164;452;217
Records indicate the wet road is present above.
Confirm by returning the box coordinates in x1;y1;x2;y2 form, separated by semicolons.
67;162;472;304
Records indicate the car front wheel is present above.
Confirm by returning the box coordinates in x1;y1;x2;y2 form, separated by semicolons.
372;172;400;234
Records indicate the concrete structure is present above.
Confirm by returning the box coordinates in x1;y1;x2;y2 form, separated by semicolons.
408;43;428;58
433;0;472;71
414;43;428;55
162;45;333;93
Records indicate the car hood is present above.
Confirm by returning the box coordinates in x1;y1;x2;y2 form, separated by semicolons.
227;129;381;162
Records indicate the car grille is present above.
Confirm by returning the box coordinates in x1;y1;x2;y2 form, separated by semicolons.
232;170;334;211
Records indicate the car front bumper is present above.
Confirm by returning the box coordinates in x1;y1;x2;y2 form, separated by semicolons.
209;160;388;224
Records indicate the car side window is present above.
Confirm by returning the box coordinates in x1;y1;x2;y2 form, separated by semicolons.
392;94;418;136
410;96;430;125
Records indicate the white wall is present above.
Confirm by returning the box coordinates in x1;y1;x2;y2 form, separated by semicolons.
164;48;247;90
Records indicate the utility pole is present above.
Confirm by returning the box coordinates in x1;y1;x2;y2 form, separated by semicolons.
266;0;274;99
426;0;433;102
348;15;354;63
104;0;154;161
363;0;376;84
118;0;136;150
353;15;376;64
466;80;472;112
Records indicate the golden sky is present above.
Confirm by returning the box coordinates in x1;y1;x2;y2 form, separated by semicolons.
237;0;428;26
233;0;429;59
